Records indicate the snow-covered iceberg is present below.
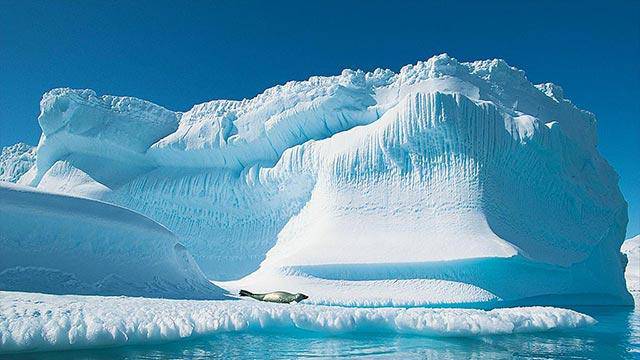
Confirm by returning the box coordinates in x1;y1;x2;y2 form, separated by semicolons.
11;54;631;306
0;182;225;299
0;291;595;354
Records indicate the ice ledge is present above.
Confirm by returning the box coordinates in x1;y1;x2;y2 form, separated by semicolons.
0;291;595;354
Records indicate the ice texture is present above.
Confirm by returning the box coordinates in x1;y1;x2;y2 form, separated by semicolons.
622;235;640;297
0;182;225;299
10;54;631;305
0;143;35;182
0;291;595;354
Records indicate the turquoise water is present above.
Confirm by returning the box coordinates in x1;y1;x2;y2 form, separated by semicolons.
3;306;638;359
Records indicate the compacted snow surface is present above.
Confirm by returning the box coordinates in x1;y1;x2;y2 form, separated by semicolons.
0;292;595;354
0;182;225;300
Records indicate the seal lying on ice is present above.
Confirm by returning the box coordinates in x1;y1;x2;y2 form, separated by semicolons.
239;289;309;303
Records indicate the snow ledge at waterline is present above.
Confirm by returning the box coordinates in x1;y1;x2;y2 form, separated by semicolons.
0;291;596;354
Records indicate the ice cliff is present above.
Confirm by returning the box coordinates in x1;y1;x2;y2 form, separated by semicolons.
0;182;225;299
9;54;631;306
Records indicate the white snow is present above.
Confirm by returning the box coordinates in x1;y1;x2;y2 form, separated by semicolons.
0;182;225;299
227;91;629;306
0;291;595;354
0;143;35;182
220;270;500;307
5;54;630;305
622;235;640;297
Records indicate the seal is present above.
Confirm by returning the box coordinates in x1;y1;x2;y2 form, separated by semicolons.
239;289;309;303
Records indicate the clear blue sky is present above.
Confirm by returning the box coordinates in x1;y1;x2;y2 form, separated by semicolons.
1;1;638;236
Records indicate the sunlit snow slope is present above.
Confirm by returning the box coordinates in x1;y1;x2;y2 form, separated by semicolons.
13;54;631;305
0;182;225;299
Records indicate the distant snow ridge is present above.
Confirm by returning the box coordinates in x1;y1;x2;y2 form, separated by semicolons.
0;142;35;182
0;291;596;354
0;182;225;299
16;54;631;305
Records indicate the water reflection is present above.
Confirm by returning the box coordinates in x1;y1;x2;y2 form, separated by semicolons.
3;306;637;360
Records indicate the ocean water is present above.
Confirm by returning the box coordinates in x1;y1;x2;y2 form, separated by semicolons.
3;306;638;359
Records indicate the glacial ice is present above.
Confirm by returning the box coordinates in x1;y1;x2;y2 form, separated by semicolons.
0;291;596;354
0;143;35;182
7;54;632;305
0;182;225;299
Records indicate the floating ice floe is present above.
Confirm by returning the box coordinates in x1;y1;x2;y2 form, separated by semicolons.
0;291;595;354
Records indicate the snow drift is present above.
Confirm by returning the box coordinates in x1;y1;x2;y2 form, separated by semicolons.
0;291;595;354
0;182;225;299
11;54;631;306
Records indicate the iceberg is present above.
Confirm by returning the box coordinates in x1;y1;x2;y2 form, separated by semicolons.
0;182;225;299
0;291;595;354
8;54;631;306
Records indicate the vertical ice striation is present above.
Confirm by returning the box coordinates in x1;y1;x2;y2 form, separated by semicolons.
13;54;631;305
